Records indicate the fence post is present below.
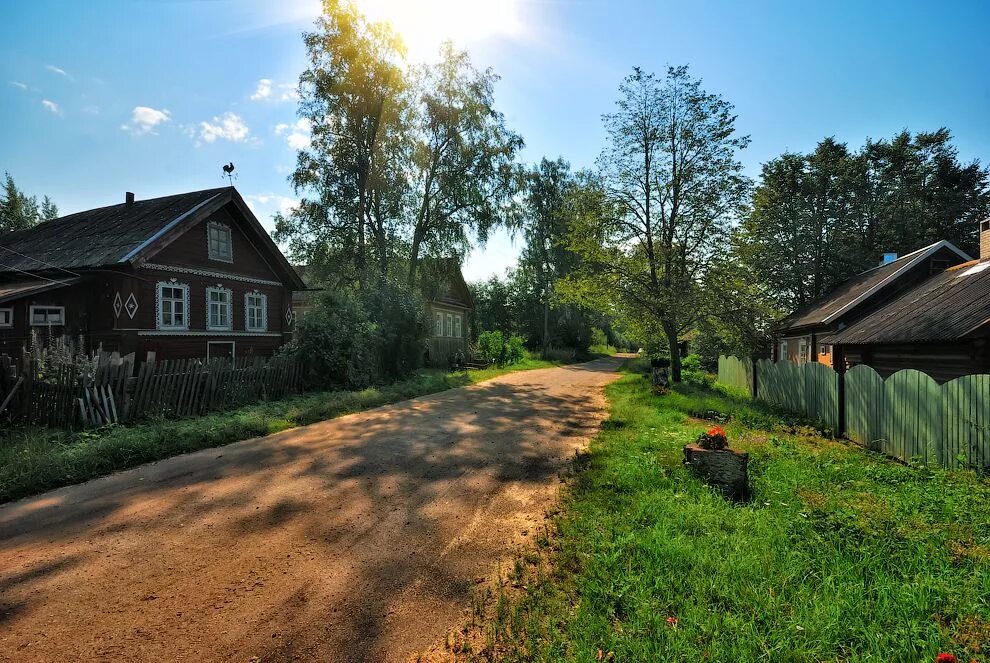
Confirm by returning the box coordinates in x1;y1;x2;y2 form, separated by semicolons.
751;357;759;400
834;344;846;436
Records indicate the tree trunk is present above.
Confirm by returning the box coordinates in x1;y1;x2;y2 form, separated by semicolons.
542;298;549;358
663;320;682;382
407;231;423;287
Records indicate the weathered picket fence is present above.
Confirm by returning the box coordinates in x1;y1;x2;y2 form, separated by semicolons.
717;355;990;469
0;352;303;428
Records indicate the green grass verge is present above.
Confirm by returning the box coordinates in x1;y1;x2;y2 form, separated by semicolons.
480;360;990;661
0;357;562;505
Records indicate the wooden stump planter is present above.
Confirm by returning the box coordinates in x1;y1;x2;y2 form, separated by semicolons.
683;425;749;501
683;444;749;501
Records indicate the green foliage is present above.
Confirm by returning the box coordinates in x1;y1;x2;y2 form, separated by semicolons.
0;171;58;233
476;330;526;366
590;328;608;348
481;373;990;661
287;290;378;389
736;130;990;312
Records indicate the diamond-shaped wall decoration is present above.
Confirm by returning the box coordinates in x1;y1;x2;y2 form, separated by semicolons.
113;292;123;318
285;307;295;326
124;293;139;319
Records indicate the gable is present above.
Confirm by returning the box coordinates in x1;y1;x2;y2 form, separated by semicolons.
147;207;285;283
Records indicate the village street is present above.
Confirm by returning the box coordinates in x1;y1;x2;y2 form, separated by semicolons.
0;356;626;662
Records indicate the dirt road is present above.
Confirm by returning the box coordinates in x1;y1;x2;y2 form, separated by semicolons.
0;356;626;662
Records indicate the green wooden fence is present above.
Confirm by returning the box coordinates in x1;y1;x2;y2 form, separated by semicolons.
718;355;990;469
717;355;753;395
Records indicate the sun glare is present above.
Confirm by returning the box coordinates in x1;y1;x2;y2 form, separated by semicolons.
356;0;524;60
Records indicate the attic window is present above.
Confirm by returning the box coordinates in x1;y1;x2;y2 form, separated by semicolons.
207;221;233;263
930;259;950;275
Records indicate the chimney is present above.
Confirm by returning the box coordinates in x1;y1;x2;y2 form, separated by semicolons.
125;191;135;206
981;218;990;261
879;252;898;266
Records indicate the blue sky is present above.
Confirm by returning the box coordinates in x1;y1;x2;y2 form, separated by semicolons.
2;0;988;281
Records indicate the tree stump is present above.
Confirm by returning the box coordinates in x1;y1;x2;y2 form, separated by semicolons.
683;443;749;501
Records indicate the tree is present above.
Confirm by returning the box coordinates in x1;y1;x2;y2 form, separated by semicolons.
276;0;412;287
0;172;58;233
406;42;522;286
560;66;749;381
736;129;990;311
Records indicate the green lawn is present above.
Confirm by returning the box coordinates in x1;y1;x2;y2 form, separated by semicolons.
477;360;990;662
0;356;564;505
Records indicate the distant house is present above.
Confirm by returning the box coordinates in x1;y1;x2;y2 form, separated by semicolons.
774;240;971;368
0;187;305;360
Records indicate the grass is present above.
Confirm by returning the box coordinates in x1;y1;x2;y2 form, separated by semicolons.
474;359;990;662
0;356;563;505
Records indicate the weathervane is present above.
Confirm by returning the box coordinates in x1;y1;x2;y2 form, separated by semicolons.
222;162;236;185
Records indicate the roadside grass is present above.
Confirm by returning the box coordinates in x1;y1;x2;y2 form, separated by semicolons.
0;356;564;504
473;359;990;662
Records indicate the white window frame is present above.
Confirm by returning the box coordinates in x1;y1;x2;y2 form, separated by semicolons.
778;341;787;361
0;307;12;328
207;220;233;263
244;291;268;332
157;281;190;330
435;311;443;336
797;338;808;363
29;305;65;326
445;313;453;338
453;314;462;338
206;285;233;331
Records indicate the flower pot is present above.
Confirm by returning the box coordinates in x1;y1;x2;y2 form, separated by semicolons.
683;443;749;501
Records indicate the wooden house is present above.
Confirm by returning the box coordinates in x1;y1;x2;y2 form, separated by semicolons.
419;259;473;365
774;240;971;367
0;187;305;360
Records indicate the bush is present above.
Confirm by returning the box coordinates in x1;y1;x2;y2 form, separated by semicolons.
477;330;527;366
590;328;608;348
287;290;377;389
360;280;428;380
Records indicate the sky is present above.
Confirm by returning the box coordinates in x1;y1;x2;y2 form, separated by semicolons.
1;0;988;282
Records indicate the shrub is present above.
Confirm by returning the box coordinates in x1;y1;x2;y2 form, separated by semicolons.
360;279;428;380
476;330;527;366
590;328;608;348
287;290;377;390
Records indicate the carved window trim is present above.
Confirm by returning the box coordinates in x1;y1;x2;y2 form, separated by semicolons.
244;290;268;332
206;284;233;331
156;280;190;330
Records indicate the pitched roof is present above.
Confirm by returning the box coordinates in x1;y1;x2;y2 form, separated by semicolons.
0;187;305;289
0;188;228;273
822;260;990;344
779;240;971;331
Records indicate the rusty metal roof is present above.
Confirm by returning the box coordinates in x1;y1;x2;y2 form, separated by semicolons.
779;240;971;331
822;259;990;344
0;188;228;274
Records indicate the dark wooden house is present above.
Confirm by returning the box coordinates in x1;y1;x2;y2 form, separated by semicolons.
0;187;305;360
774;240;971;367
419;260;473;364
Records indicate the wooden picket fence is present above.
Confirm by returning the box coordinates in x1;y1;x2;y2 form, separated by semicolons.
0;351;303;428
717;355;990;470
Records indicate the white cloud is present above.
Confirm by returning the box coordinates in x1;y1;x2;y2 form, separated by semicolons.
245;193;299;216
275;118;311;150
45;64;69;77
196;112;251;145
250;78;298;102
121;106;171;135
250;78;272;101
41;99;61;115
9;81;27;90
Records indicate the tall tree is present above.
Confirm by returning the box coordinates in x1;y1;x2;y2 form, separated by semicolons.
737;129;990;311
406;43;522;286
276;0;411;286
561;66;749;381
0;172;58;234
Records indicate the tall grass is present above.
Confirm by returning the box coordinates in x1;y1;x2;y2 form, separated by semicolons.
477;367;990;661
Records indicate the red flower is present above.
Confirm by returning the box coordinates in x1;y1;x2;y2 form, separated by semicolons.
666;616;678;627
706;425;726;437
936;654;957;663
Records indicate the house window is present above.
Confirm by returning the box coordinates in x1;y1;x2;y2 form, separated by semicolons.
29;305;65;326
245;292;267;332
453;314;462;338
207;286;233;331
778;341;787;360
157;282;189;330
207;221;233;263
820;344;828;356
797;339;808;362
981;219;990;232
435;311;443;336
445;313;453;338
0;308;12;328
